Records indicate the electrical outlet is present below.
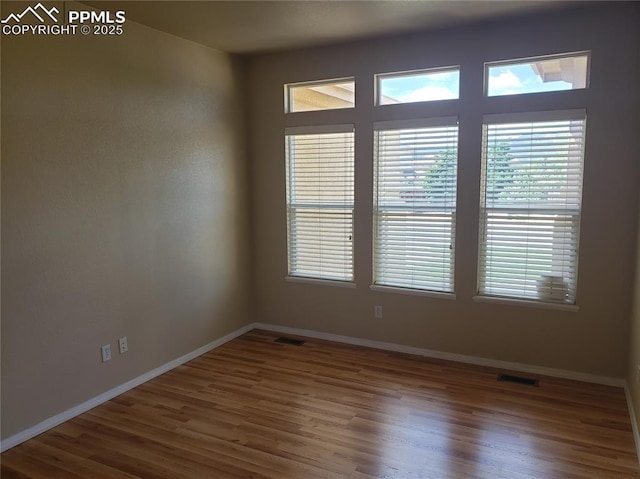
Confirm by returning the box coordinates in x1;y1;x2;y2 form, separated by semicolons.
101;344;111;362
118;336;128;354
374;305;383;319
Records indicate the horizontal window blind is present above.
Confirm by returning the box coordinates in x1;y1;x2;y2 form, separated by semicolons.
478;111;586;304
374;118;458;292
285;126;354;281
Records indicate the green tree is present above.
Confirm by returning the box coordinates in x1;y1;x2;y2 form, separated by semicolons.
422;149;456;204
485;143;516;201
421;143;515;203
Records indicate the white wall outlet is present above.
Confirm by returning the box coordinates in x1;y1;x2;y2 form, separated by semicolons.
101;344;111;362
374;305;383;319
118;336;128;354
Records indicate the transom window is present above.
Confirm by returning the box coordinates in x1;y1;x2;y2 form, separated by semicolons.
485;52;589;97
376;67;460;105
286;78;355;113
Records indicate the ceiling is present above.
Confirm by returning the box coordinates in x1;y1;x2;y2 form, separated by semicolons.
86;1;574;55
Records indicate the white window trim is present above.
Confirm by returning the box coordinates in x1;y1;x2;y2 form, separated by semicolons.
285;77;355;114
286;276;357;288
370;285;456;300
477;110;586;306
285;125;355;282
482;108;586;124
373;116;459;131
373;117;459;294
284;124;354;136
484;51;591;96
375;66;460;106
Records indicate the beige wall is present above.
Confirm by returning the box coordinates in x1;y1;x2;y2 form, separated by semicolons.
1;10;251;438
247;4;640;378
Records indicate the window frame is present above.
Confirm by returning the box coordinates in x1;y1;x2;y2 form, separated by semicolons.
285;77;356;113
476;109;587;306
372;116;460;294
484;51;591;97
375;66;461;106
284;124;356;283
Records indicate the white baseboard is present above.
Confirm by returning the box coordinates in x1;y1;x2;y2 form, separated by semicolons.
252;322;625;388
624;382;640;464
0;323;254;453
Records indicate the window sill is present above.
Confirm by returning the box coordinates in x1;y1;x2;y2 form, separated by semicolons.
472;295;579;312
285;276;356;288
370;285;456;300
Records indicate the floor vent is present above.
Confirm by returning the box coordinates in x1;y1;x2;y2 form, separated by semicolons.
275;336;306;346
497;374;539;387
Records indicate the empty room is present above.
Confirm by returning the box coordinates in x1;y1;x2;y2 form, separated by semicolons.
2;0;640;477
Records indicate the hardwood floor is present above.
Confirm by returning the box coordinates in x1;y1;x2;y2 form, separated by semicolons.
2;329;639;478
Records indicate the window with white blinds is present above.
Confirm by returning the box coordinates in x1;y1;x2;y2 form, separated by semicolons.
478;110;586;304
285;125;355;282
374;118;459;292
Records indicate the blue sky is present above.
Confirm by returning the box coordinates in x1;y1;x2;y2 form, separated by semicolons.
380;65;573;103
380;70;459;103
487;64;573;96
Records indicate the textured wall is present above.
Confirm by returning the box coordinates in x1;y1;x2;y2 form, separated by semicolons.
1;11;251;438
247;4;640;378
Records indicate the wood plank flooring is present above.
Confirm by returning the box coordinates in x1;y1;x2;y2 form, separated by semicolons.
2;329;639;478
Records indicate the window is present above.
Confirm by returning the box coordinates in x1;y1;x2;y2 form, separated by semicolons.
478;110;586;304
285;125;355;281
376;67;460;105
486;52;589;97
373;118;459;292
286;78;355;113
